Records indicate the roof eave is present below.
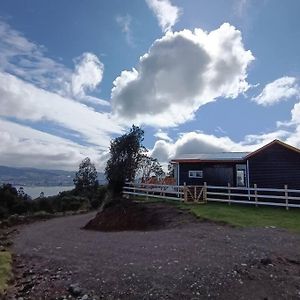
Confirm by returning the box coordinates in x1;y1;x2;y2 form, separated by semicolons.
244;139;300;159
171;159;246;163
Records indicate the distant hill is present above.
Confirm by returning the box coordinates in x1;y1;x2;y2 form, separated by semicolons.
0;165;106;186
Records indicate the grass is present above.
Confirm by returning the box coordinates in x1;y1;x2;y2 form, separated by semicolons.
0;251;12;294
179;202;300;233
134;195;300;232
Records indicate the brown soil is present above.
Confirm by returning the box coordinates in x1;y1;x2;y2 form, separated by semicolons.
6;202;300;299
83;200;197;231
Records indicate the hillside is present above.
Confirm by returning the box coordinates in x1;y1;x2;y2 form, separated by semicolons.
0;166;106;186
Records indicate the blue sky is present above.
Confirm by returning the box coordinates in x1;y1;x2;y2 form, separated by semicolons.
0;0;300;170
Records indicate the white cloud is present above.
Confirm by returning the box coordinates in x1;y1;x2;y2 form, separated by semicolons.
0;20;71;91
234;0;249;17
154;129;173;142
150;129;300;164
215;126;227;135
0;119;107;170
71;52;104;97
112;23;254;127
253;77;300;106
291;101;300;122
145;0;181;32
151;132;241;163
0;21;108;106
151;140;171;162
116;14;134;46
241;130;291;147
4;19;300;173
0;20;121;169
0;72;122;147
79;95;110;107
173;132;237;155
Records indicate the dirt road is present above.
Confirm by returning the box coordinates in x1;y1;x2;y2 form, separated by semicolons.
8;204;300;299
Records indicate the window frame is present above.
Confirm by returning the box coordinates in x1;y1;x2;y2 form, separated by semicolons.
188;170;203;178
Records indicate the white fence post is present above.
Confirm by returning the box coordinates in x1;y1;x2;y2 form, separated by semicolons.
228;183;231;205
184;182;187;202
285;184;289;210
254;184;258;207
203;182;207;203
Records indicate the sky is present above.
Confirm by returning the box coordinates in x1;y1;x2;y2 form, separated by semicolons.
0;0;300;171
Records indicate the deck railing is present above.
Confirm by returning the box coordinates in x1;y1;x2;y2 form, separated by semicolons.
123;182;300;209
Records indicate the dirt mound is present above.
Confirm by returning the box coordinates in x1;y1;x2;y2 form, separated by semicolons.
83;200;197;231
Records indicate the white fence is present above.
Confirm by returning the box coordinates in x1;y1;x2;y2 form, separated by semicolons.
206;184;300;210
123;182;300;209
123;182;184;201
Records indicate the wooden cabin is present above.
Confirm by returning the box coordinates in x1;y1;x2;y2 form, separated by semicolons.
171;139;300;189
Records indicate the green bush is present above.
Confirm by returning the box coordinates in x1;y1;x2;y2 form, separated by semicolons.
0;184;107;219
0;184;30;218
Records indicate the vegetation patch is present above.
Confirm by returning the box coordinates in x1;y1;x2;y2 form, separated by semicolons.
180;202;300;233
0;251;12;294
0;183;107;225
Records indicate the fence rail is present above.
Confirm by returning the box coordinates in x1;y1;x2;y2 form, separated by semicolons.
206;183;300;210
123;182;300;209
123;182;184;201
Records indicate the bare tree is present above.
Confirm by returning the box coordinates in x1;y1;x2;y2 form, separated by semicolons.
137;155;165;182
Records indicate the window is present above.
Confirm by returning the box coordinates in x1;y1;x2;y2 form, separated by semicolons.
189;170;203;178
236;164;247;187
236;170;245;187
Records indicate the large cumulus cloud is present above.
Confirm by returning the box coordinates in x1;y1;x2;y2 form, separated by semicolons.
150;132;241;163
150;130;294;164
111;23;254;127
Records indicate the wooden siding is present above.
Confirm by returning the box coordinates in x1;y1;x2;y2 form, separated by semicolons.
248;142;300;188
178;162;237;186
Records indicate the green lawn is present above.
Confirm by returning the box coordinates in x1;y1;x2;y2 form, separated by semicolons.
135;197;300;233
0;251;12;294
180;202;300;233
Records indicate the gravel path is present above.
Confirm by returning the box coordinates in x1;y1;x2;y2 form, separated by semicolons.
8;204;300;299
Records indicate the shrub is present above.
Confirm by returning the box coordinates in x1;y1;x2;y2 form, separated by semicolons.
0;184;107;219
0;184;32;218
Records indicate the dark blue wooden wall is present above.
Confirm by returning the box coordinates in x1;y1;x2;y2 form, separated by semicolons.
178;162;236;186
248;143;300;189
